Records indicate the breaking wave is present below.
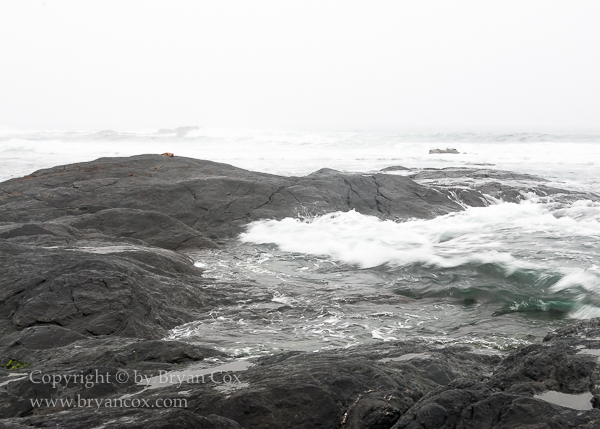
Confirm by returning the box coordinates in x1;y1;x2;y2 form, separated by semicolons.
241;200;600;319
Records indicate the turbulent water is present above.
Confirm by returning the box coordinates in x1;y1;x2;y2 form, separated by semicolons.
2;128;599;356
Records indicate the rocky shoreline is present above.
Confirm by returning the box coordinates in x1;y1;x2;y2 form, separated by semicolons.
1;155;600;428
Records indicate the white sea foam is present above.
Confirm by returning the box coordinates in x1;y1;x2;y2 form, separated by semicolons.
570;305;600;319
553;200;600;223
550;271;600;293
240;201;600;271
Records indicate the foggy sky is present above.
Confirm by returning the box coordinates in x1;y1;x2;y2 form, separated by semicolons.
1;0;599;132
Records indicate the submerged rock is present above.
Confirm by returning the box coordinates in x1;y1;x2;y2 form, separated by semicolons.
407;167;599;203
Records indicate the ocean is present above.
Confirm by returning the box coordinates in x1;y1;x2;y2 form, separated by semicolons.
2;128;599;357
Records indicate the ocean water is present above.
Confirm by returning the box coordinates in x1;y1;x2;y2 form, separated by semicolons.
2;128;599;355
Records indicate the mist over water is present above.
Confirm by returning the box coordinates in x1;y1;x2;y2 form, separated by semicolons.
1;129;599;189
2;129;599;355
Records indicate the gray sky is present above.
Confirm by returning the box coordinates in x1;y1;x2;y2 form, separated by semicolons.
1;0;599;132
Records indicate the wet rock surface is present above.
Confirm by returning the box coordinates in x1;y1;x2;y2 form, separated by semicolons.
0;240;218;339
1;156;600;427
1;325;600;428
0;155;487;240
405;167;599;203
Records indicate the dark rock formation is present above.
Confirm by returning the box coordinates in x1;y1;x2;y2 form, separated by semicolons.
0;326;88;350
429;148;460;154
0;155;488;240
186;344;499;429
1;156;600;428
390;318;600;428
380;165;410;172
408;167;599;203
0;156;494;342
3;320;600;428
0;240;217;339
65;208;217;251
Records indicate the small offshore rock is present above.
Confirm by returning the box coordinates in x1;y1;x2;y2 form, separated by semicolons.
429;148;460;154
